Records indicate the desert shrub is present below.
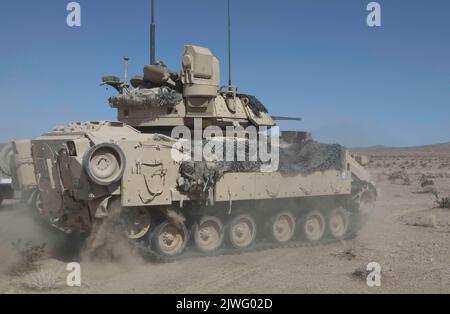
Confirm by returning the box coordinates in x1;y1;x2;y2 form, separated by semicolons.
351;264;382;282
351;267;368;281
432;191;450;209
9;241;47;276
388;171;411;185
436;196;450;209
418;175;435;188
22;268;61;291
421;179;435;187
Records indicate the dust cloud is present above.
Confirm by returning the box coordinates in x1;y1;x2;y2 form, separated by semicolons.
0;240;20;275
79;209;145;281
0;203;45;274
0;200;144;280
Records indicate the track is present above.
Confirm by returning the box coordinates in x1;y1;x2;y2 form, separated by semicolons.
126;211;365;263
113;181;375;263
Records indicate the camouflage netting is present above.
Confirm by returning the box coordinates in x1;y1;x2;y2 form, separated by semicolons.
279;140;346;174
178;138;261;193
177;137;346;193
109;86;182;108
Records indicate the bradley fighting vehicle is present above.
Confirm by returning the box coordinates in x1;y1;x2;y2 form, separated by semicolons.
11;1;376;259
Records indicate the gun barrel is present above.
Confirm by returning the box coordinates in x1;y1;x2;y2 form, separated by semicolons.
272;116;303;122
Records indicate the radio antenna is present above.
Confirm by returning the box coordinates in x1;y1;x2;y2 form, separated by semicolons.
150;0;156;65
124;56;129;84
227;0;232;89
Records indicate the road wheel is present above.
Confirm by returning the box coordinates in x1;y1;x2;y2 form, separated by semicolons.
193;216;224;253
300;210;326;242
270;212;296;243
150;220;189;258
328;207;350;239
228;214;257;250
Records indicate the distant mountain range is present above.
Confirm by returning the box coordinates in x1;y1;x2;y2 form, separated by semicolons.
352;142;450;155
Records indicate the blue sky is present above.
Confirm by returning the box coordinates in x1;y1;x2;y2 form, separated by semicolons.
0;0;449;147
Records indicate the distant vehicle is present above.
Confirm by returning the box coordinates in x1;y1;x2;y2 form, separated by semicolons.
350;153;370;167
0;144;14;206
0;176;13;206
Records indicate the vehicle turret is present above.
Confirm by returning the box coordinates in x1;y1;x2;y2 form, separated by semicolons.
103;45;277;134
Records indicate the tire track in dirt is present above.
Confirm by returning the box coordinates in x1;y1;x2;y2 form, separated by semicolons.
174;251;287;294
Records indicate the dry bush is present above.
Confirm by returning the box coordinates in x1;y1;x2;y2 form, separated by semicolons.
388;171;411;185
418;175;435;188
22;267;61;291
9;241;47;276
351;265;370;281
436;196;450;209
432;191;450;209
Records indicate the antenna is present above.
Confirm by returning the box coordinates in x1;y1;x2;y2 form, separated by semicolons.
150;0;156;65
123;56;129;84
227;0;232;89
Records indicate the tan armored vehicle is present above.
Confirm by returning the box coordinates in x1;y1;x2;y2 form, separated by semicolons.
0;144;14;206
12;3;376;259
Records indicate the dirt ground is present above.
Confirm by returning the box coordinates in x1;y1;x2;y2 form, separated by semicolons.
1;150;450;294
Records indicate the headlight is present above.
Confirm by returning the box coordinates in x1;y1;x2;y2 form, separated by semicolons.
83;143;125;186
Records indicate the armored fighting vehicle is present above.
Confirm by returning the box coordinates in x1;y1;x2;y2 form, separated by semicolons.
0;144;14;206
12;2;376;259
